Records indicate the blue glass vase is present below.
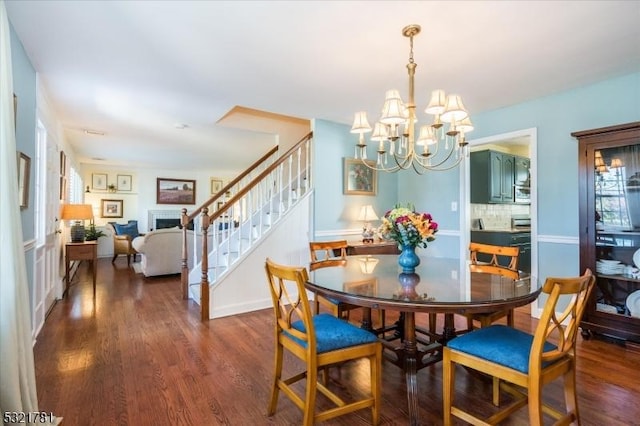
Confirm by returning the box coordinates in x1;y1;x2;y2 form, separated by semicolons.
398;245;420;273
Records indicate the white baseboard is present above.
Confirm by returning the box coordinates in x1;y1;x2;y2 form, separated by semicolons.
211;298;272;319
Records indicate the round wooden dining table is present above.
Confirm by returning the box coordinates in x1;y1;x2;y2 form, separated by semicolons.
306;255;540;426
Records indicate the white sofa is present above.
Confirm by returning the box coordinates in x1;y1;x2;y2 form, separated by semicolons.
131;227;194;277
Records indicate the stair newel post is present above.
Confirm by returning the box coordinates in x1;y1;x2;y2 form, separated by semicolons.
200;207;211;321
180;208;190;299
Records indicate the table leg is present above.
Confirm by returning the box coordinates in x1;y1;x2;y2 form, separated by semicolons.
360;307;373;331
441;313;457;343
403;312;420;426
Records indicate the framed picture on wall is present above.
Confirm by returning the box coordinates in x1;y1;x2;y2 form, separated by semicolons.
157;178;196;204
210;178;224;195
117;174;132;191
92;173;108;190
101;199;123;218
343;157;377;195
17;152;30;209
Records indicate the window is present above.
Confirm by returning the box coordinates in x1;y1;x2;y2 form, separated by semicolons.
595;145;640;230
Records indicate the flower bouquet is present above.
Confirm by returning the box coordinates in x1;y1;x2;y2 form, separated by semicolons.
378;203;438;249
378;203;438;273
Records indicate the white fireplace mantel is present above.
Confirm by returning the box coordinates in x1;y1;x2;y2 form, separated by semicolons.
147;209;182;231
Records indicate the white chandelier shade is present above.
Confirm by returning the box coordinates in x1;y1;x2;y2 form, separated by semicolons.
351;24;474;174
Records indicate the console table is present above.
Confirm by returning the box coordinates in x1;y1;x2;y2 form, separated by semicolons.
346;240;400;255
65;241;98;296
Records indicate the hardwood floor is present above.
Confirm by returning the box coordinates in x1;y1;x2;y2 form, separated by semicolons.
34;259;640;425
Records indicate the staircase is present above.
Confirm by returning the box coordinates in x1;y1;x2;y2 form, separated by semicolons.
180;133;313;320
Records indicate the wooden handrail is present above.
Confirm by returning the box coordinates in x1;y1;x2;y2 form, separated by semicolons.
186;145;279;222
205;132;312;224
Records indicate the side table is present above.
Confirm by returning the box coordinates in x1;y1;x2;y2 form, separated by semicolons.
65;241;98;296
346;240;400;255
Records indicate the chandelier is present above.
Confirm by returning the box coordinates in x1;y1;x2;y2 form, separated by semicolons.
350;24;473;174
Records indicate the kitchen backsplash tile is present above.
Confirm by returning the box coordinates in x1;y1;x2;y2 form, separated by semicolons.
471;203;530;229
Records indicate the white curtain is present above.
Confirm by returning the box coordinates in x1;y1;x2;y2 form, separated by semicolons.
0;1;39;423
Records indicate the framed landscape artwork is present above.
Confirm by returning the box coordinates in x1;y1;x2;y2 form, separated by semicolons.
101;199;123;218
343;158;377;195
157;178;196;205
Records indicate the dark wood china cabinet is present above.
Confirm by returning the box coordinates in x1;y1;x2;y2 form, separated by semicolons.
574;122;640;349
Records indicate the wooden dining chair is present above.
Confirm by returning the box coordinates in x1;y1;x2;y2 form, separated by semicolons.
309;240;387;332
264;258;382;425
309;240;361;320
465;242;521;331
443;269;595;426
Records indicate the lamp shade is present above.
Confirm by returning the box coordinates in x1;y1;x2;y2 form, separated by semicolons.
60;204;94;243
60;204;94;220
350;111;372;134
425;89;446;115
440;94;468;123
371;122;389;141
357;205;379;222
380;90;406;125
457;116;474;134
416;125;436;146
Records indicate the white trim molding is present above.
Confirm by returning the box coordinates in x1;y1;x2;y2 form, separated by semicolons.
537;235;579;245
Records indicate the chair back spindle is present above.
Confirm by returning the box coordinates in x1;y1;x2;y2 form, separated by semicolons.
469;242;519;270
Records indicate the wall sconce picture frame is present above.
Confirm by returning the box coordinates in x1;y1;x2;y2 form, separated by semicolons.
157;178;196;205
343;157;377;195
210;178;224;195
17;152;30;209
92;173;108;190
117;174;132;191
101;199;123;218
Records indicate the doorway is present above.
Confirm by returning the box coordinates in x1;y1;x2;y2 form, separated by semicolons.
460;128;539;318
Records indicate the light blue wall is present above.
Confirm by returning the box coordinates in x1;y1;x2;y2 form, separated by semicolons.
402;72;640;280
473;72;640;237
11;23;37;241
312;119;398;237
10;24;37;315
398;165;462;258
312;74;640;260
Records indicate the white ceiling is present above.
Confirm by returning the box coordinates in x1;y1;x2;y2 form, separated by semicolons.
6;1;640;171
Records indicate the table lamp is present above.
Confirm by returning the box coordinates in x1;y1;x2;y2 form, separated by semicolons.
60;204;94;242
358;205;378;243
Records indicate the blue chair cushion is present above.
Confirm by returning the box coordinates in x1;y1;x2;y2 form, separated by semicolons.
113;221;139;239
446;325;557;373
285;313;378;354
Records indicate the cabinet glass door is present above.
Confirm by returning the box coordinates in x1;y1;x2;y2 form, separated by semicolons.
594;143;640;318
